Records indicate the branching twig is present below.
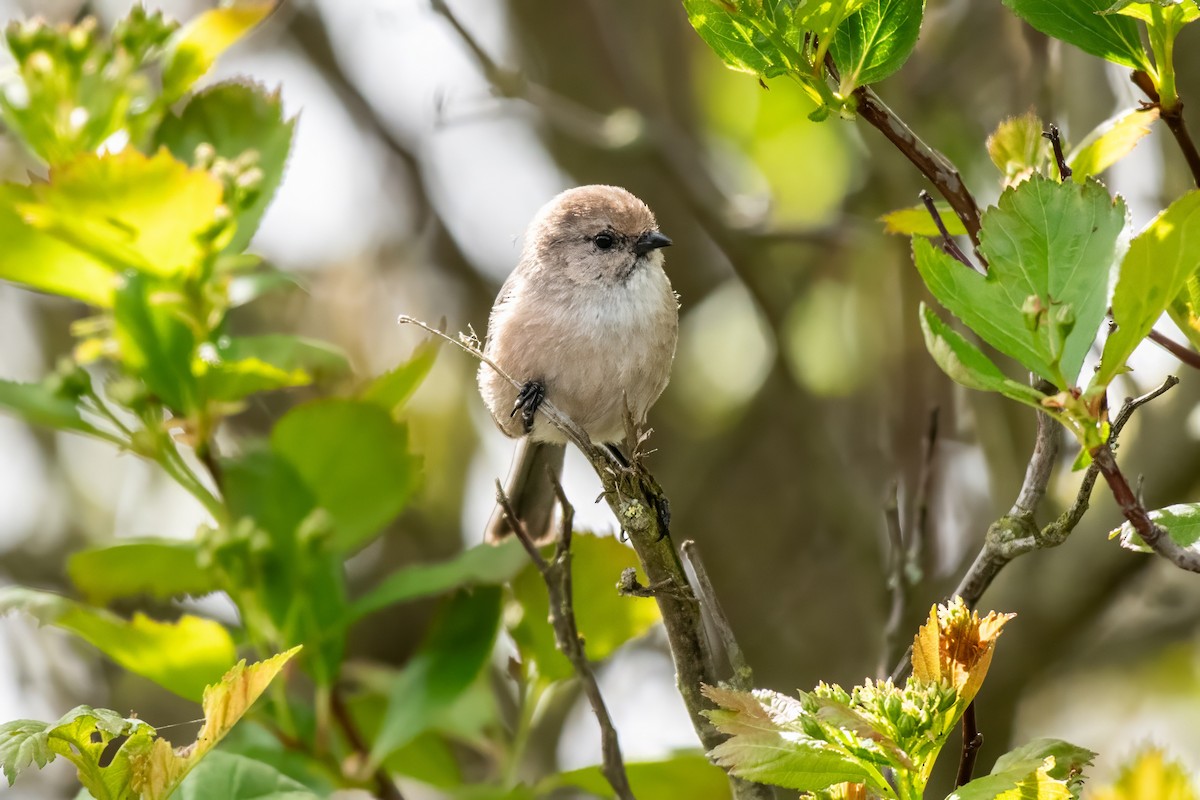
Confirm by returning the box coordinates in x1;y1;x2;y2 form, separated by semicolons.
853;85;983;248
496;477;635;800
1149;329;1200;371
888;377;1181;681
955;702;983;788
1134;71;1200;187
919;190;973;269
399;316;770;800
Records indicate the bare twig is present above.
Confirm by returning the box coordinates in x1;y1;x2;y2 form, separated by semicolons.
681;540;753;691
880;481;907;679
1041;124;1072;182
1131;71;1200;187
910;406;940;576
853;85;983;249
919;190;974;269
496;477;636;800
955;702;983;788
400;316;770;799
1149;329;1200;371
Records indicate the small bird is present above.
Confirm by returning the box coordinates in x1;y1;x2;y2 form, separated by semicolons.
478;185;678;540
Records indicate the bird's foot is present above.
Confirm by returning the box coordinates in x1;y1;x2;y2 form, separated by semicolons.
511;380;546;434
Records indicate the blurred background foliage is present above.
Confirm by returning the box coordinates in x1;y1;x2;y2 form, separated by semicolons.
2;0;1200;797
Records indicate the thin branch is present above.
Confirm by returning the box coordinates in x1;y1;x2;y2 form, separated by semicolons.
910;406;940;576
496;478;635;800
919;190;973;269
1092;439;1200;573
1131;70;1200;187
852;85;983;248
399;316;770;798
884;377;1182;682
680;540;754;691
331;689;406;800
955;702;983;788
1149;329;1200;370
880;481;907;680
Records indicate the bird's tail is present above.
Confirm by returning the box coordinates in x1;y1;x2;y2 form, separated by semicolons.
486;439;566;543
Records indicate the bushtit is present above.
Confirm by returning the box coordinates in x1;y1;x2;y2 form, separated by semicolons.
478;185;678;540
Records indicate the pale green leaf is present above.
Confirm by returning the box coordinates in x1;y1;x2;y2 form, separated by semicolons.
363;340;439;417
992;739;1096;799
0;587;236;702
113;271;199;413
681;0;803;78
1068;107;1159;182
0;378;115;441
1111;502;1200;553
987;111;1050;186
171;751;317;800
1090;747;1199;800
1102;0;1200;24
1096;190;1200;386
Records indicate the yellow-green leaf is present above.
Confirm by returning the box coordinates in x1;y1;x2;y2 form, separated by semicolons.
987;111;1050;186
1068;107;1159;182
0;587;236;702
1090;747;1198;800
880;202;968;236
163;2;278;101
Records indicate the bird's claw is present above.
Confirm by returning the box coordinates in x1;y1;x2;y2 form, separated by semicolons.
511;380;546;434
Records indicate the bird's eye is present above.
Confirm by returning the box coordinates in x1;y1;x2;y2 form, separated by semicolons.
593;232;615;250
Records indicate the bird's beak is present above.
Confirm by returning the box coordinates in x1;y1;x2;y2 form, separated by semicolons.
634;230;673;256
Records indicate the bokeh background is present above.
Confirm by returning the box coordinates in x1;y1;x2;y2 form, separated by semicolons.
2;0;1200;797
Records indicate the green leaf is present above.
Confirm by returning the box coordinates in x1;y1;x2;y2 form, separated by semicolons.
992;739;1096;799
1002;0;1153;71
155;81;295;252
949;758;1072;800
831;0;925;92
368;588;501;767
0;587;235;701
349;538;529;622
987;112;1050;185
916;175;1127;385
0;378;115;441
113;271;199;414
271;399;421;552
1111;502;1200;553
162;2;277;102
18;149;225;277
363;340;439;417
0;185;116;305
1096;190;1200;386
680;0;803;78
67;539;215;605
702;686;884;794
917;303;1049;410
546;754;733;799
1067;107;1159;182
508;533;661;682
879;201;968;236
172;751;318;800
